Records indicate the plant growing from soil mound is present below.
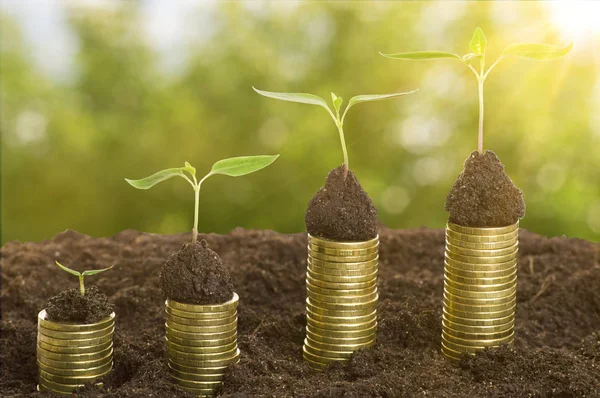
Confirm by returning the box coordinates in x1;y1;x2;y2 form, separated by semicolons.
253;87;416;241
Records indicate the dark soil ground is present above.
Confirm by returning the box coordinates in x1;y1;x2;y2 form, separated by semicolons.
1;227;599;397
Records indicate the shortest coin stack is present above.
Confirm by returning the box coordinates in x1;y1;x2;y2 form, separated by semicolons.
165;293;240;397
37;310;115;395
303;234;379;371
442;222;519;362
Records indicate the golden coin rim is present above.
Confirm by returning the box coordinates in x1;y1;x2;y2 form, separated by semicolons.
37;343;113;361
447;222;519;235
165;305;236;320
168;358;238;374
37;339;112;354
443;285;517;300
445;241;518;257
446;236;518;250
37;359;113;377
306;328;376;345
307;255;379;270
306;274;376;290
39;368;111;386
166;312;237;327
442;309;514;327
308;234;379;248
38;310;116;332
442;322;514;339
169;349;240;367
307;316;377;331
166;292;239;313
307;323;377;338
165;324;237;340
37;331;114;347
307;268;378;283
165;333;237;347
443;293;517;310
307;283;378;298
167;364;225;381
306;308;376;324
307;296;379;310
442;331;515;346
305;338;375;354
444;261;517;278
445;250;518;265
38;323;115;340
308;262;378;276
165;337;237;354
446;228;519;243
308;244;379;257
444;269;518;286
304;342;354;359
165;318;237;333
167;345;238;360
37;349;113;369
444;275;518;292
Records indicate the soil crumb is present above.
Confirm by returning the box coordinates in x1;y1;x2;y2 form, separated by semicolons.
160;239;234;305
445;151;525;227
305;165;378;241
45;286;113;324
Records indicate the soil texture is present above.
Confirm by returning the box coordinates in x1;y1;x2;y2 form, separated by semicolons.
446;151;526;227
45;286;113;324
1;227;599;397
306;165;378;241
160;240;234;305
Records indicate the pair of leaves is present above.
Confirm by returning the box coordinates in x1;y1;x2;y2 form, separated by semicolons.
125;155;280;190
55;261;113;277
380;27;572;63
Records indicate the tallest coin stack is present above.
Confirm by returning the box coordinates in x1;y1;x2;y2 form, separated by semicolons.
303;234;379;370
441;222;519;361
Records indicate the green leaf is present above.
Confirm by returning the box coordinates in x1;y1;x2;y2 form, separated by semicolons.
253;87;330;111
501;42;573;61
55;261;81;277
379;51;461;60
209;155;279;178
125;168;189;190
184;162;196;177
82;265;114;276
346;90;419;111
469;27;487;56
331;92;343;113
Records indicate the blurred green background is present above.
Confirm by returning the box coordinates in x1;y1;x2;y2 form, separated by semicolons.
1;1;599;244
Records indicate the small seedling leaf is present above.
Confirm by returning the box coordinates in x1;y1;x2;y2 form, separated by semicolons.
501;42;573;61
55;261;81;277
346;90;419;111
462;53;476;63
379;51;462;60
125;168;189;190
82;265;114;276
209;155;279;178
253;87;329;110
469;27;487;56
331;92;343;113
184;162;196;177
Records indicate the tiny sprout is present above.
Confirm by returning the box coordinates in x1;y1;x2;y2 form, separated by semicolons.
380;27;572;153
55;261;113;297
253;86;417;176
125;155;279;243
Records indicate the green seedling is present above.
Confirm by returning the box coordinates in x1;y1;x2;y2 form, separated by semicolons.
381;27;572;153
55;261;113;297
125;155;279;243
253;87;417;176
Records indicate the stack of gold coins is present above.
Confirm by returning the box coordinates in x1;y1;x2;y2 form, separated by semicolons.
303;234;379;370
441;222;519;362
165;293;240;396
37;310;115;394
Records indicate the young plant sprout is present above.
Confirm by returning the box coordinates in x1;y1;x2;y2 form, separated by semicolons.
54;261;113;297
253;87;417;176
380;27;572;153
125;155;279;243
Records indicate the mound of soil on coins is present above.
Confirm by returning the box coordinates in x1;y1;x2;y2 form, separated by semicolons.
45;286;113;324
160;239;234;305
446;151;525;227
1;228;599;397
305;165;378;241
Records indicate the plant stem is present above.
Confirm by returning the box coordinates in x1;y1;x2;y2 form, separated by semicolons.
477;77;484;154
79;275;85;297
192;186;200;243
337;122;349;177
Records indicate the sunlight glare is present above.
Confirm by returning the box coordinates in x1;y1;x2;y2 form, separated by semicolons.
546;1;600;43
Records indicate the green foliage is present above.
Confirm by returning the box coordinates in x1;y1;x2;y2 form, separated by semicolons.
380;51;461;60
469;27;487;56
501;42;574;61
55;261;113;296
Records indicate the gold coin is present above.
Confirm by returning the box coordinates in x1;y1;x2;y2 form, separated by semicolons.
306;308;376;324
443;293;516;310
308;256;379;270
307;289;378;305
306;328;375;345
444;284;516;300
307;282;377;298
442;309;514;327
307;296;378;311
307;274;376;290
39;368;111;386
307;315;377;331
168;363;226;381
168;345;238;361
441;341;469;360
443;304;516;320
304;355;330;371
445;269;517;286
306;299;377;317
37;330;113;347
442;332;514;349
38;323;115;340
308;251;378;263
37;339;112;355
308;243;378;257
305;335;375;352
308;262;378;277
169;348;240;368
306;323;376;339
442;318;514;335
38;310;115;333
446;241;518;258
165;325;237;341
165;337;237;354
304;341;354;359
165;333;237;348
37;343;112;362
37;349;112;370
308;234;379;249
444;260;516;277
166;293;239;313
165;305;236;321
177;385;219;395
443;323;513;340
169;374;223;389
446;236;518;250
37;359;113;377
447;222;518;236
446;228;519;243
302;345;342;364
308;268;378;283
39;376;88;394
444;275;517;292
445;250;518;265
166;312;237;327
168;356;240;374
